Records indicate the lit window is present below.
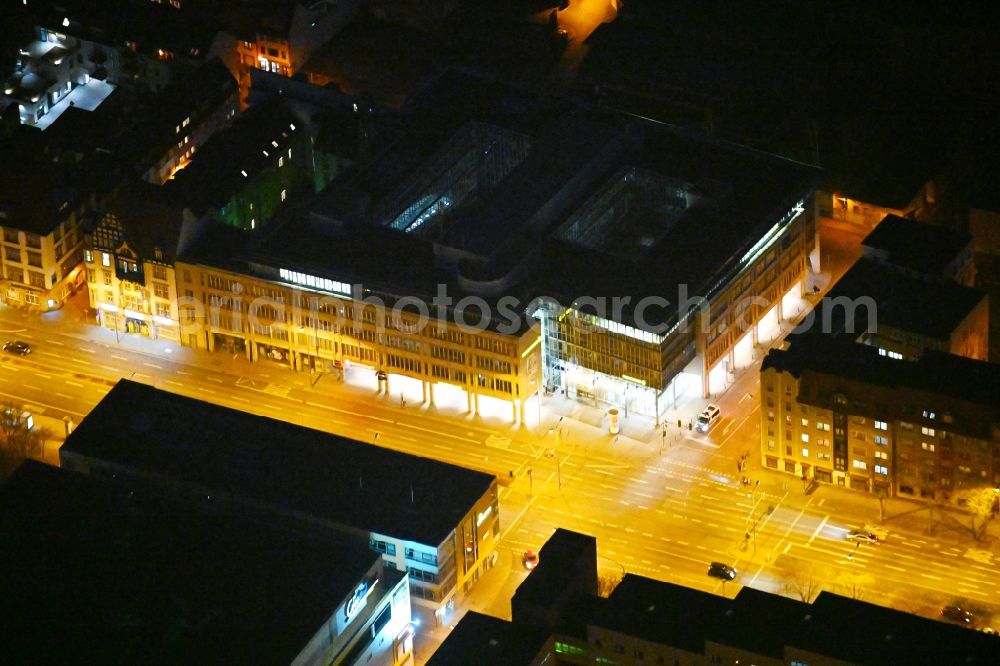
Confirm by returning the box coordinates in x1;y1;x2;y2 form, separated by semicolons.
921;442;936;452
888;351;902;360
101;252;111;267
801;448;809;457
801;433;809;443
874;450;888;460
250;218;255;229
816;422;831;431
287;148;292;159
874;465;888;475
875;436;888;445
853;459;867;470
875;420;887;431
280;189;286;202
175;124;180;134
921;427;935;437
278;156;284;167
800;418;809;427
84;250;93;263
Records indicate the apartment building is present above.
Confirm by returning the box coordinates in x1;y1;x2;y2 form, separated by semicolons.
229;0;349;104
760;335;1000;501
0;461;414;666
134;58;239;185
60;380;500;623
163;98;311;231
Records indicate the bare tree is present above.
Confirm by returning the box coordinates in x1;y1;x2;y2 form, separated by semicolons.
0;403;46;461
964;487;999;541
836;571;873;601
597;572;623;598
782;561;823;603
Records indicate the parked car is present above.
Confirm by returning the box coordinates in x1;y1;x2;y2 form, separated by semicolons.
522;549;539;570
942;606;975;624
846;529;879;544
2;340;31;355
707;562;737;580
694;404;722;433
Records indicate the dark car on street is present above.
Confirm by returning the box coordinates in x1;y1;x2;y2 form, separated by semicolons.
942;606;975;624
708;562;737;580
2;340;31;355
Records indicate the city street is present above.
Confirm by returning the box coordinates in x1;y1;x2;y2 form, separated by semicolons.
0;225;997;663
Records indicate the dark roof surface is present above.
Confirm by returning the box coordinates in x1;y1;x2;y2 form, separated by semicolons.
427;611;549;666
592;574;729;653
792;591;1000;665
820;259;986;340
61;380;496;546
0;460;379;666
862;214;971;275
98;186;187;263
165;99;300;214
706;587;808;658
764;334;1000;425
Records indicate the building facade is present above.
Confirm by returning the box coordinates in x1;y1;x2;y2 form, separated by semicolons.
761;338;1000;503
86;195;185;342
60;380;501;623
174;252;542;421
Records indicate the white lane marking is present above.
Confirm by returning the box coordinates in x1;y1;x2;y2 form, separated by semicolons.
47;340;64;346
808;516;828;544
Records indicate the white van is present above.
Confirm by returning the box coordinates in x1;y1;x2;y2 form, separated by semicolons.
695;404;721;433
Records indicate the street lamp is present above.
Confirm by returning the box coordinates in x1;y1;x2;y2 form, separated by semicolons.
544;416;565;491
745;479;762;554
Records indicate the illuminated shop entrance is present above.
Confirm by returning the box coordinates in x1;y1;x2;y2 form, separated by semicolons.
560;362;659;418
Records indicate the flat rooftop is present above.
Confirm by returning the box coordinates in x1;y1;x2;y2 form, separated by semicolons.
819;258;986;340
0;460;382;665
862;213;971;275
61;380;497;546
427;611;549;666
792;591;1000;664
592;574;729;653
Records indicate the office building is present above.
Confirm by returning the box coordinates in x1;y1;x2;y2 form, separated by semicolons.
59;380;500;621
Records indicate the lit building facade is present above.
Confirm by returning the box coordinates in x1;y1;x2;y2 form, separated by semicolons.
86;196;184;342
174;241;542;422
164;100;310;231
60;380;500;625
0;194;86;312
761;336;1000;502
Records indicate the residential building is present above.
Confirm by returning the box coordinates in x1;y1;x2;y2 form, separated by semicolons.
18;0;227;94
0;125;89;311
760;335;1000;500
85;188;192;342
862;213;975;286
59;380;500;622
229;0;353;104
163;98;311;230
431;528;1000;665
133;58;239;185
0;460;414;666
816;258;989;362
